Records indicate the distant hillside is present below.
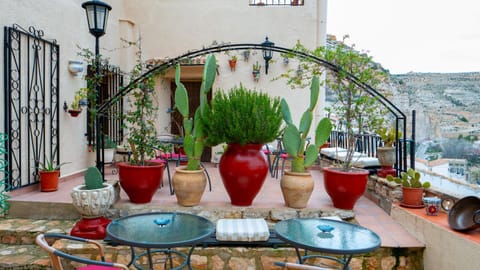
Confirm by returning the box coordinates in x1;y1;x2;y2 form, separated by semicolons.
389;72;480;141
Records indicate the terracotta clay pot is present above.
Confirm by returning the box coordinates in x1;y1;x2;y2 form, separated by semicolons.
172;166;207;206
280;171;314;209
219;143;268;206
118;162;165;203
39;170;60;192
322;167;369;210
401;186;424;207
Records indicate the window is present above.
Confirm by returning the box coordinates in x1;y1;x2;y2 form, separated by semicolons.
249;0;304;6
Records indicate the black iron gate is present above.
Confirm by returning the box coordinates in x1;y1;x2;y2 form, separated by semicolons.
3;24;60;190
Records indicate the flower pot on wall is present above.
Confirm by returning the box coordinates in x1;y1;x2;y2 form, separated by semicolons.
39;170;60;192
117;162;165;203
228;59;237;71
401;186;425;208
219;143;268;206
322;167;369;210
280;171;314;208
172;166;207;206
377;146;396;177
67;109;82;117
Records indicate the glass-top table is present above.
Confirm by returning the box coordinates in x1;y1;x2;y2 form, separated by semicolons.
107;212;215;270
275;218;381;270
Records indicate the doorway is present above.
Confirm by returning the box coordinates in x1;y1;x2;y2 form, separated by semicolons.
170;81;212;162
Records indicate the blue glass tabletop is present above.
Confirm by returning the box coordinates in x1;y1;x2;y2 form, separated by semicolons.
107;212;215;248
274;218;381;255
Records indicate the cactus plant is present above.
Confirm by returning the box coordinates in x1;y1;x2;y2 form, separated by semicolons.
174;54;217;170
281;75;332;173
386;168;431;188
84;166;104;190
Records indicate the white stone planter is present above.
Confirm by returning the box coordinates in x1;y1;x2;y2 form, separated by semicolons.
71;183;115;218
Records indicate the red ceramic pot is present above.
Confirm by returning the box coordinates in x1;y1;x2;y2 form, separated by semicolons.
118;162;165;203
219;143;268;206
323;167;369;210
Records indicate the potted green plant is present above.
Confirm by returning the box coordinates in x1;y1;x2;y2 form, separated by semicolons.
252;61;261;81
70;166;115;239
386;168;431;207
171;54;216;206
68;94;83;117
102;135;117;164
280;75;332;208
117;46;165;204
279;37;389;210
202;84;283;206
376;124;402;177
228;55;237;71
38;158;69;192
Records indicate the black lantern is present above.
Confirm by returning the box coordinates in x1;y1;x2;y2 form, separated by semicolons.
82;0;112;37
262;37;275;74
261;37;274;74
82;0;111;174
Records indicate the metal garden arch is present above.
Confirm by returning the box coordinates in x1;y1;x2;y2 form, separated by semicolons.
95;42;410;176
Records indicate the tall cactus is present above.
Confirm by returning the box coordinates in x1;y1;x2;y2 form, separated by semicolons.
281;76;332;173
84;166;104;190
174;54;217;170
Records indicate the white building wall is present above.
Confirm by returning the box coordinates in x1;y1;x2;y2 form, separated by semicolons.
1;0;327;177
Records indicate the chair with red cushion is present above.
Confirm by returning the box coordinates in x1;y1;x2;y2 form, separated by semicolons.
36;233;128;270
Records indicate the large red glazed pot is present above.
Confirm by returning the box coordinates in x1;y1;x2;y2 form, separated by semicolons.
118;162;165;203
322;167;369;210
219;143;268;206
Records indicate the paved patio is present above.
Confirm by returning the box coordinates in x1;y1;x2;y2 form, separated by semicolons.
7;162;423;249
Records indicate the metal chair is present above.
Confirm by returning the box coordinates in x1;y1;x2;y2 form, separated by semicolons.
274;261;336;270
36;233;128;270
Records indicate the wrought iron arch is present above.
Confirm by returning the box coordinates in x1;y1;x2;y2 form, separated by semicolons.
96;43;409;175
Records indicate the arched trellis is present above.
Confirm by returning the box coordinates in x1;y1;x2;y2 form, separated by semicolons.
95;43;411;176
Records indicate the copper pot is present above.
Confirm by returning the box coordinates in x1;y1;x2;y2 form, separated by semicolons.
448;196;480;231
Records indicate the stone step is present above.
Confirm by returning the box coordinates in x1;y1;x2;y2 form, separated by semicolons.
0;243;50;269
0;218;74;245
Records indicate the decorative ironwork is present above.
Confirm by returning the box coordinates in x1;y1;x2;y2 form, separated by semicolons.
3;24;60;190
95;42;411;176
0;133;10;215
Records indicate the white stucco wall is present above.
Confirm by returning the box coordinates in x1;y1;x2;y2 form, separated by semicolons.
1;0;327;180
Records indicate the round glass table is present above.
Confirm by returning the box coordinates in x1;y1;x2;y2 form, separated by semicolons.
107;212;214;270
275;218;381;270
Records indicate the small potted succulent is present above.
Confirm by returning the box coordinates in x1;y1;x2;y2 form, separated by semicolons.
386;168;431;208
280;75;332;208
38;157;69;192
70;166;115;239
252;61;261;81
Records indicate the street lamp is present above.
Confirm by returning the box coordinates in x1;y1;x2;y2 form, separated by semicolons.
261;36;274;74
82;0;111;173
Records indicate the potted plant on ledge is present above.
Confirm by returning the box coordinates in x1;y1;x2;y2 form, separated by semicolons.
171;54;217;206
386;168;431;208
202;84;283;206
376;124;401;177
280;75;332;208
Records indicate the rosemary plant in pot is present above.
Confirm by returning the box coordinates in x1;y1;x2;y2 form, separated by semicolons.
117;56;164;204
202;85;283;206
171;54;216;206
280;76;332;208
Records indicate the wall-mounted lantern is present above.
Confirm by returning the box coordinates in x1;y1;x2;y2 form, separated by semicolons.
261;36;274;74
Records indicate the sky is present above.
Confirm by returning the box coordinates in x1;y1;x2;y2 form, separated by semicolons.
327;0;480;74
